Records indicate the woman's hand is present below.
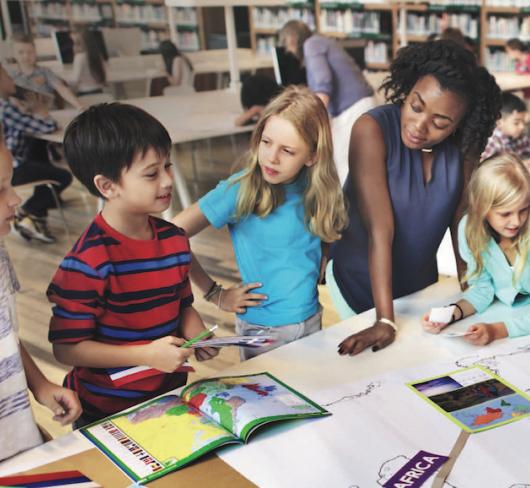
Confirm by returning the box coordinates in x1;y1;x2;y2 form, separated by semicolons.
338;321;396;356
421;312;448;334
215;283;267;313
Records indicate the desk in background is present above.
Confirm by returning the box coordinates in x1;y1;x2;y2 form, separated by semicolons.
38;90;252;212
2;277;529;487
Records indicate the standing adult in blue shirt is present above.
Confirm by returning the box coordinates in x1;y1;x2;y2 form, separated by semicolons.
327;41;502;355
279;20;376;186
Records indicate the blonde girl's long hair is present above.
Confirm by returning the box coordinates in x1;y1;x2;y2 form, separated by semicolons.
233;85;347;243
465;153;530;283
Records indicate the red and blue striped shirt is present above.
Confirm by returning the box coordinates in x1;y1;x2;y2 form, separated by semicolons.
47;213;193;422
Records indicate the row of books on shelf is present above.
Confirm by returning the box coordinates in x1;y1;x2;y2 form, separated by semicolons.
140;29;166;51
364;40;388;65
256;35;276;55
485;0;529;6
487;16;530;41
320;11;382;36
253;7;315;31
403;13;478;39
485;48;516;71
176;31;200;51
114;4;166;24
172;7;199;26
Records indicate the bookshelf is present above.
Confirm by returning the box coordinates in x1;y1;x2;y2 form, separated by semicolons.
482;1;530;71
25;0;205;52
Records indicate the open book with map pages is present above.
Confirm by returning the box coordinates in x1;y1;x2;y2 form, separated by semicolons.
407;365;530;433
81;372;330;484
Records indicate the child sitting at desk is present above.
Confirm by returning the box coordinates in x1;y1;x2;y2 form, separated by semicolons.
173;86;348;360
8;33;82;110
505;38;530;99
70;28;107;97
481;92;530;169
47;103;217;426
234;74;282;127
0;63;72;244
0;139;81;462
422;154;530;345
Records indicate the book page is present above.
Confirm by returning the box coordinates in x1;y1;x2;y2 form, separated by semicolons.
407;365;530;433
81;394;238;484
181;372;329;441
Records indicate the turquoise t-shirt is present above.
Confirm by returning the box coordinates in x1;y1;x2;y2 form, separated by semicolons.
199;172;321;326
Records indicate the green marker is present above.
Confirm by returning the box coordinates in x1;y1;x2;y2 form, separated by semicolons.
181;325;218;348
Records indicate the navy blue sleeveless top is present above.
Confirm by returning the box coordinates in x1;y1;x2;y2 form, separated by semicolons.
330;103;463;313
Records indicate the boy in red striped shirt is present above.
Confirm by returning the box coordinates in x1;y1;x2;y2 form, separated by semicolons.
47;103;217;427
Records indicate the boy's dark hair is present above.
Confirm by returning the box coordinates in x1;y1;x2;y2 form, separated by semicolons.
506;38;527;52
501;92;527;116
240;74;281;109
381;40;501;159
64;103;171;197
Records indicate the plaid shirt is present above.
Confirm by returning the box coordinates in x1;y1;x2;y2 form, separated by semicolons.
481;127;530;162
0;99;57;168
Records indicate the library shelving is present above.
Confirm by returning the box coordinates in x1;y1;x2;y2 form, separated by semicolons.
25;0;206;52
249;1;316;55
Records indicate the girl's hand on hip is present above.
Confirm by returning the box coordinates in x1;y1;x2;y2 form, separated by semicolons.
338;322;396;356
219;283;267;313
421;312;447;334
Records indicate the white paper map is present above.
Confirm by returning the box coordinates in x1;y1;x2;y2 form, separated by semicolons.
219;339;530;487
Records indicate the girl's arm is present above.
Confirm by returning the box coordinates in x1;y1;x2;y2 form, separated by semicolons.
173;203;267;312
20;342;82;425
421;298;477;333
51;79;83;110
338;114;396;356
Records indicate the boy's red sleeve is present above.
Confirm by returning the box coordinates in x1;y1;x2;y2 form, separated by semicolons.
47;256;105;344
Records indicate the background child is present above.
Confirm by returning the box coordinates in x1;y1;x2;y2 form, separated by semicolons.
422;154;530;346
70;28;107;97
159;40;194;88
173;86;347;360
0;63;72;243
0;140;81;462
47;103;217;426
481;92;530;169
8;33;82;110
505;38;530;99
235;74;281;127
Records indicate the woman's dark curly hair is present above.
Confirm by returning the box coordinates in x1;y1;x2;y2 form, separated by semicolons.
381;40;501;159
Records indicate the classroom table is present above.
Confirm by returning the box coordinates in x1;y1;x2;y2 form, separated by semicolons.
40;50;273;94
2;277;529;487
36;89;253;212
493;71;530;92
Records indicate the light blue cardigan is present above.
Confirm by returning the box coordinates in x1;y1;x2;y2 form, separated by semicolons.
459;215;530;337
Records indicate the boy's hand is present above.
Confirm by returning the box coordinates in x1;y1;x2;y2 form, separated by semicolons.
143;336;193;373
194;346;219;361
215;283;267;313
421;312;448;334
34;382;82;426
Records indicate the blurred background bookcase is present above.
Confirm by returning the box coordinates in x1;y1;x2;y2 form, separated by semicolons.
6;0;530;71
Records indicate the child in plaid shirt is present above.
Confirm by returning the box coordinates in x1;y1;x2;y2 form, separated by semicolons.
481;92;530;170
0;64;72;243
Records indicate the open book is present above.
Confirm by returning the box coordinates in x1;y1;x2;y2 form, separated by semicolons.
81;372;330;484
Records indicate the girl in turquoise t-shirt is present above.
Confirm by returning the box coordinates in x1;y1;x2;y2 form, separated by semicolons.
173;86;347;359
422;154;530;345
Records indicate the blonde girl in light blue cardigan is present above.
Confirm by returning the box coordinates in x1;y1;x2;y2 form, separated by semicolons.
422;154;530;345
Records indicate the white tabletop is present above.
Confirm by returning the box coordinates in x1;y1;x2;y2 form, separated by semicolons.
40;89;252;145
493;71;530;92
2;277;529;487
